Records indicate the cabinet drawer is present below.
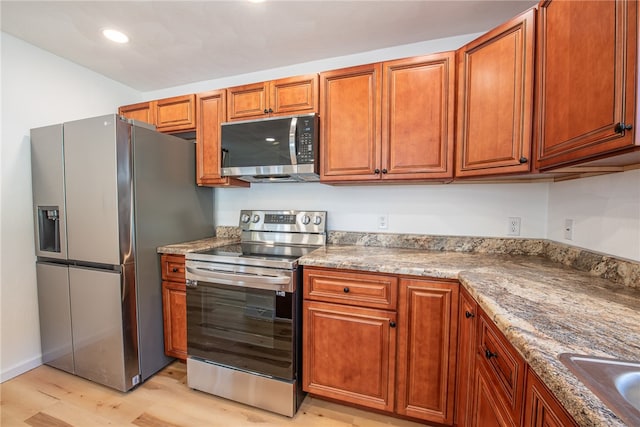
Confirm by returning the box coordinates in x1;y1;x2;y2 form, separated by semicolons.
476;308;525;422
303;267;397;310
161;254;185;283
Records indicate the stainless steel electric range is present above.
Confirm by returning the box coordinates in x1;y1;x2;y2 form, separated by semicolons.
184;209;326;417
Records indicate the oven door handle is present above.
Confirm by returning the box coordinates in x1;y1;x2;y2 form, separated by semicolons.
186;266;293;292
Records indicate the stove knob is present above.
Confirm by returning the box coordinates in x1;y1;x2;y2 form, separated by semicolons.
301;215;311;225
313;216;322;225
252;214;260;223
240;213;251;223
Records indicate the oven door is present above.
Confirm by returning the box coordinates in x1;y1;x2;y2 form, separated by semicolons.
185;261;298;381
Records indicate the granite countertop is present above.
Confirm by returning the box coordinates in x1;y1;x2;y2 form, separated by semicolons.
157;236;239;254
299;245;640;427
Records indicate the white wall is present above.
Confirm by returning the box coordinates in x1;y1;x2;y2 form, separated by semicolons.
0;32;141;381
547;169;640;261
215;182;549;238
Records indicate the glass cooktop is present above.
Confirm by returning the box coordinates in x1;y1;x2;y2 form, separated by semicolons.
186;242;320;270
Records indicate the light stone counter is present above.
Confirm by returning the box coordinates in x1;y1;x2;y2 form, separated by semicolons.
299;245;640;427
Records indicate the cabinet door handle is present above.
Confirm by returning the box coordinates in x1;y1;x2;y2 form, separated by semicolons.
389;321;396;328
263;109;269;114
172;267;179;273
465;310;475;319
614;122;633;133
519;157;528;164
374;168;380;174
485;349;498;359
381;168;388;174
343;287;350;293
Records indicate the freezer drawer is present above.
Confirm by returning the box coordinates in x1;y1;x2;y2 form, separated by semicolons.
36;262;74;373
69;265;139;391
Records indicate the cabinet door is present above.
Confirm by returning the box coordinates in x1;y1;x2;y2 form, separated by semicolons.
471;361;518;427
382;53;455;180
320;63;382;182
535;0;638;169
395;279;459;424
303;300;396;412
155;94;196;133
227;82;269;121
119;101;155;125
455;286;478;427
456;8;535;177
195;90;249;187
523;367;579;427
162;280;187;360
271;74;318;116
474;308;526;425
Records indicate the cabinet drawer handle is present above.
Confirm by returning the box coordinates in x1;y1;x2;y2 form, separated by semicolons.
485;349;498;359
465;310;475;319
172;267;179;273
389;321;396;328
343;287;350;293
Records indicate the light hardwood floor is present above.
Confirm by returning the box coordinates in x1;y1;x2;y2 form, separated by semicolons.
1;361;430;427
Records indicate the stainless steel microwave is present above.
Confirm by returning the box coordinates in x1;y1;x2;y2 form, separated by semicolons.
221;113;319;183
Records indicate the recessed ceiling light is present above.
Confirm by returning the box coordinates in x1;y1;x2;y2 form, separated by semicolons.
102;29;129;44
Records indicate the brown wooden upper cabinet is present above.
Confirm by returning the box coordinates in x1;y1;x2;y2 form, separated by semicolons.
195;90;249;188
320;53;455;183
119;101;155;125
119;94;197;133
535;0;639;170
456;8;536;178
226;74;318;121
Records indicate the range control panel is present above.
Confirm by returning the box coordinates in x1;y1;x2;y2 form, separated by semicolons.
239;210;326;234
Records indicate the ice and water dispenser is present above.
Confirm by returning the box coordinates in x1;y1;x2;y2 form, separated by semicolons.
37;206;61;253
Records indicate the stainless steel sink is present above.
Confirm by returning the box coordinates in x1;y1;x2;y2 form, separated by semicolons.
560;353;640;426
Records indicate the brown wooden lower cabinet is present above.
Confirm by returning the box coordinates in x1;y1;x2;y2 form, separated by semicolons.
302;267;459;424
160;254;187;360
455;293;580;427
523;367;579;427
472;360;518;427
455;285;479;427
303;300;397;412
395;278;459;425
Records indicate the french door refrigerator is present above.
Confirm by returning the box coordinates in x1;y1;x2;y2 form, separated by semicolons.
31;114;213;391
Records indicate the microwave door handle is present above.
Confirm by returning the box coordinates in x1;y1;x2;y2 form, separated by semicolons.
289;116;298;165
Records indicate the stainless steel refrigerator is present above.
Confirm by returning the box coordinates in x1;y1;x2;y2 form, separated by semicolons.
30;114;213;391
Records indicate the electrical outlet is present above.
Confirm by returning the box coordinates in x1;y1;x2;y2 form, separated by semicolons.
564;219;573;240
378;214;388;230
507;217;521;236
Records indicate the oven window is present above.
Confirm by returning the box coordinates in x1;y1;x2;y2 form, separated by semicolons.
187;281;295;381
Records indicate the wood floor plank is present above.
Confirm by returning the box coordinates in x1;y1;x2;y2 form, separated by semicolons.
25;412;73;427
1;361;429;427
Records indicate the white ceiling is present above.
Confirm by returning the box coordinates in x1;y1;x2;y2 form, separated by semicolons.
1;0;538;92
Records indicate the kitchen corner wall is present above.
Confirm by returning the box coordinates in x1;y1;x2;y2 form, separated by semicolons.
547;169;640;262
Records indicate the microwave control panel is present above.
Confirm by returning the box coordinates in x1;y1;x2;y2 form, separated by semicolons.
296;115;317;164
